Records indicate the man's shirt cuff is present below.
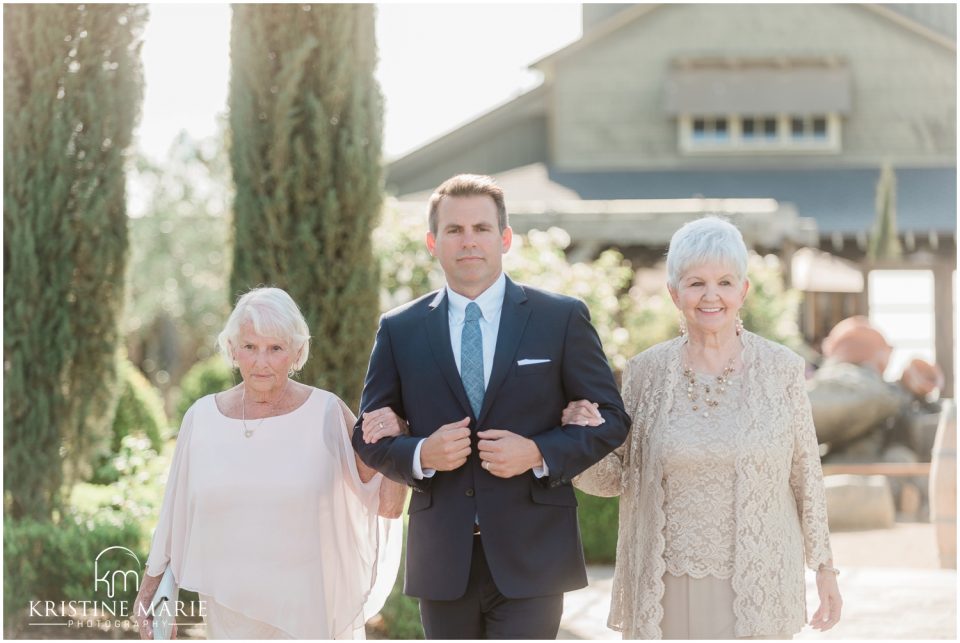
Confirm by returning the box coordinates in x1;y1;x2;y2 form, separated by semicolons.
532;459;549;478
412;438;437;480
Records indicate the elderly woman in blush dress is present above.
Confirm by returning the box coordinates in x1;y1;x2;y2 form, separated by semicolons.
565;217;841;639
133;287;406;639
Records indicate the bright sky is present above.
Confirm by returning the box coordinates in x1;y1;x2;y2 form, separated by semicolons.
135;3;581;163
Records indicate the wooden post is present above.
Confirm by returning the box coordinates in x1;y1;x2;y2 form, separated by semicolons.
860;263;871;317
933;257;955;398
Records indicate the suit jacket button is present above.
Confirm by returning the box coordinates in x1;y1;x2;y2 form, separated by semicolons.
465;488;475;497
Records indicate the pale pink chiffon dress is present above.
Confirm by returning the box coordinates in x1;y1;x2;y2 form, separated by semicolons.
145;388;401;639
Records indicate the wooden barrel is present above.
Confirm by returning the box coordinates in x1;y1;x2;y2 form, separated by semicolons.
929;399;956;569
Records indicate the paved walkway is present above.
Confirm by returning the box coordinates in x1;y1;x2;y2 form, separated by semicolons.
559;524;957;640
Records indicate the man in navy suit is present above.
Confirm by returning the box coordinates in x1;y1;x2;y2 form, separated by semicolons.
352;174;630;639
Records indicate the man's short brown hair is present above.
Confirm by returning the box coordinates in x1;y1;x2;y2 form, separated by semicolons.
428;174;508;235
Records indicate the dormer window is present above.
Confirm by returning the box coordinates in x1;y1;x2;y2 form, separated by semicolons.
665;57;850;156
677;113;841;153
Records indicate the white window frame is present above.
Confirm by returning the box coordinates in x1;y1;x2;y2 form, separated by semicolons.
740;115;779;143
690;116;731;143
678;113;841;154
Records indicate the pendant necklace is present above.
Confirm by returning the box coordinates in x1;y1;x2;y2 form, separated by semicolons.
241;380;287;438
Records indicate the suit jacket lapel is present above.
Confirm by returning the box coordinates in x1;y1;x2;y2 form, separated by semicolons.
425;289;474;417
478;277;530;425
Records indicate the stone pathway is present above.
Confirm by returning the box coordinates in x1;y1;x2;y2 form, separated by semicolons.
559;524;957;640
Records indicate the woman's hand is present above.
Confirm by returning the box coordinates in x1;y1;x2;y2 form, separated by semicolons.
361;407;409;444
132;572;177;639
561;400;605;427
810;567;842;631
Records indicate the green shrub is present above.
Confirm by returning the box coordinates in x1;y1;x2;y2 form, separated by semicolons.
372;559;423;639
576;490;620;564
505;229;645;374
59;437;201;636
76;434;171;526
176;355;236;426
3;511;145;636
92;359;169;484
740;253;803;348
367;515;423;639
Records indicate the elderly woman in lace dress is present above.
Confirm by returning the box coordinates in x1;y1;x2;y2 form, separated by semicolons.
566;217;842;639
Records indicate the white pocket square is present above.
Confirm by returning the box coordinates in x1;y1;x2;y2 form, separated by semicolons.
517;358;551;366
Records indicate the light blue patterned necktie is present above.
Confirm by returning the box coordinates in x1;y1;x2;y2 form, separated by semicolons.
461;302;485;417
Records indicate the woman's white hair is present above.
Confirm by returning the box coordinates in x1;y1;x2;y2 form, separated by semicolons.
217;287;311;372
666;216;749;289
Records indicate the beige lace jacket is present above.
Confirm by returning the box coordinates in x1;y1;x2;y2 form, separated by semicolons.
574;332;833;638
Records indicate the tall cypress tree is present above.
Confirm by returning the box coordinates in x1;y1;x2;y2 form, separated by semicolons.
229;4;383;407
4;4;146;519
868;162;902;261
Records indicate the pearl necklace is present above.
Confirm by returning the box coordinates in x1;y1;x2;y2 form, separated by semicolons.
682;358;735;418
240;380;287;438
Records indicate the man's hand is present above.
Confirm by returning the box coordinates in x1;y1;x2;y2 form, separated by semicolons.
477;429;543;478
420;417;472;471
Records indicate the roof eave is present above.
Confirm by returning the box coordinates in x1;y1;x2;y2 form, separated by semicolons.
529;2;955;78
387;84;548;174
861;4;956;51
529;3;662;75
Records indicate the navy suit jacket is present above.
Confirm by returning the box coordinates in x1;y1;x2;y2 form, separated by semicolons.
352;276;630;600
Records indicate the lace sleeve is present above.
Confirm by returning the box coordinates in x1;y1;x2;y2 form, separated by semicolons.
572;446;625;497
787;362;833;571
572;358;643;498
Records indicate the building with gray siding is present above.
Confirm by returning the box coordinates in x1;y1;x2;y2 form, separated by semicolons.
387;3;956;393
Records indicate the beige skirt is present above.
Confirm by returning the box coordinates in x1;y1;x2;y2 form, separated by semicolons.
659;574;792;640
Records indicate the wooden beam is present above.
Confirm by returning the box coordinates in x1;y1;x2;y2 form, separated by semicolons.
822;463;931;477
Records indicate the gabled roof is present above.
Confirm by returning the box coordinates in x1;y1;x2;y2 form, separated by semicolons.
386;83;547;174
530;3;955;77
878;3;957;41
863;3;956;50
529;4;662;77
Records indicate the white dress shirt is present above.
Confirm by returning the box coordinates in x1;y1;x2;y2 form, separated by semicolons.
413;273;547;479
